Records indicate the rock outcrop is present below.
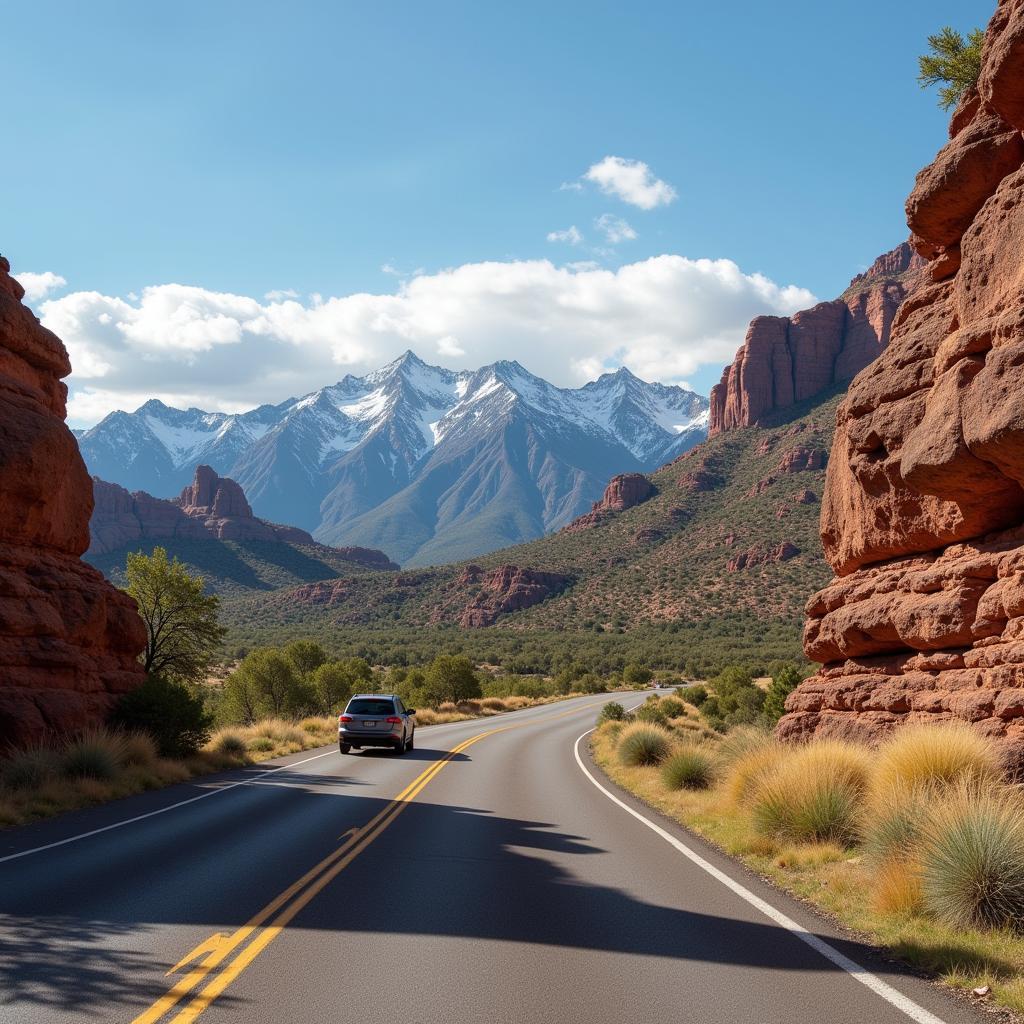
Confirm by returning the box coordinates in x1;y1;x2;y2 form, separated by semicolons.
780;1;1024;769
708;241;928;435
0;257;146;747
562;473;654;533
726;542;799;572
88;467;348;554
457;565;574;627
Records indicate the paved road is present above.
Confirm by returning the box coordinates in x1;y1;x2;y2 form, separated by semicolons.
0;693;985;1024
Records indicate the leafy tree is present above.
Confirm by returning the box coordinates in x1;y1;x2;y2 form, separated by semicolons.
111;675;212;756
762;664;802;725
125;547;226;684
229;648;312;719
623;663;653;686
284;639;328;678
918;26;984;110
422;654;481;705
219;670;260;725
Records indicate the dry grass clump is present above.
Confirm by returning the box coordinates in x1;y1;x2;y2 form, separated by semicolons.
872;858;924;916
481;697;507;712
1;746;61;790
248;736;276;752
121;731;159;767
62;729;128;781
210;729;248;758
726;740;787;807
661;745;716;790
871;722;1002;800
715;725;774;768
749;740;872;845
617;722;673;767
918;783;1024;930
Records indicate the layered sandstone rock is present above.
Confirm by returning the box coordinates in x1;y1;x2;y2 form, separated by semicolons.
780;1;1024;769
708;242;927;435
0;257;146;746
89;467;323;554
457;565;574;627
726;541;799;573
562;473;654;533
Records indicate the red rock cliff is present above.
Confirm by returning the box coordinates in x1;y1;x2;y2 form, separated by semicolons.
779;0;1024;769
708;242;927;435
0;257;146;747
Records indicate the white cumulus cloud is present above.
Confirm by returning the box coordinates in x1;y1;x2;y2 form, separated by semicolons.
583;156;677;210
595;214;637;244
15;271;67;304
46;257;815;426
546;225;583;245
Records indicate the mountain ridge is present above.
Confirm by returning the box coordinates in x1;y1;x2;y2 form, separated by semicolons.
76;352;709;565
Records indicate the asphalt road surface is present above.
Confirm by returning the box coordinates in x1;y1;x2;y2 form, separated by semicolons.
0;692;986;1024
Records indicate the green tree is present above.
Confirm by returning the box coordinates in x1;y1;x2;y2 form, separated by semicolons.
125;547;226;684
422;654;481;705
623;663;653;686
918;26;984;110
310;662;354;714
232;647;311;719
762;664;802;725
284;639;328;677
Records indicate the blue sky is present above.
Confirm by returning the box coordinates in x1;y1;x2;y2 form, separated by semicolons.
2;0;992;424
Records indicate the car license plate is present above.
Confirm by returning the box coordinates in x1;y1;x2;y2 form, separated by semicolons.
362;721;376;728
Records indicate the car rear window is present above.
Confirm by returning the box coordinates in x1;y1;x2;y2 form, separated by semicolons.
347;699;396;716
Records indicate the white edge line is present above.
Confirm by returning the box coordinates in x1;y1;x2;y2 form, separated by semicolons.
0;692;620;866
573;728;948;1024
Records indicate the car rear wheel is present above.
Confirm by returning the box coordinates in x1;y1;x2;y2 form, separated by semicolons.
407;731;415;751
339;742;351;754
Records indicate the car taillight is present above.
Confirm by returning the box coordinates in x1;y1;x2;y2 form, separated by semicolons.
338;715;353;723
385;716;402;724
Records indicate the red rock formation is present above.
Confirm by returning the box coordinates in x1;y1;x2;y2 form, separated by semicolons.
777;446;828;474
708;241;928;435
780;2;1024;769
726;542;799;572
562;473;654;532
289;580;351;606
459;565;574;627
0;257;146;747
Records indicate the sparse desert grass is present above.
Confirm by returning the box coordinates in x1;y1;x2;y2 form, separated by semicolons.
62;729;129;781
210;729;248;757
590;723;1024;1016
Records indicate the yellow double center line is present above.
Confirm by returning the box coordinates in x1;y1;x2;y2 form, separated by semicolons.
133;698;609;1023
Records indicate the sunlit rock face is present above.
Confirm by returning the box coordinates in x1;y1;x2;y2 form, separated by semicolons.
780;0;1024;771
0;256;146;747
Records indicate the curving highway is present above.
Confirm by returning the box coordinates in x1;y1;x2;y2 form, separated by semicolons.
0;693;984;1024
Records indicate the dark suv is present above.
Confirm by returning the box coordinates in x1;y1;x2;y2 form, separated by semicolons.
338;694;416;755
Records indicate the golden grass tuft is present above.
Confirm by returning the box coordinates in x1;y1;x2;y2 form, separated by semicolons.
725;741;787;807
121;731;159;767
872;859;924;916
617;722;673;767
871;722;1002;801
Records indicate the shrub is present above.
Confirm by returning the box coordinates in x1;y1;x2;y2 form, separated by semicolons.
762;665;801;725
1;746;61;790
870;722;1001;800
211;730;247;757
658;696;686;719
121;731;159;767
919;784;1024;930
661;746;716;790
617;723;673;767
918;26;984;111
248;736;276;752
634;700;669;726
599;701;626;722
749;740;872;845
422;654;481;705
62;729;128;781
678;685;708;707
111;675;213;757
623;663;653;686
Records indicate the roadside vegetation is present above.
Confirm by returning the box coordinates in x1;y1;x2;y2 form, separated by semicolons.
593;694;1024;1015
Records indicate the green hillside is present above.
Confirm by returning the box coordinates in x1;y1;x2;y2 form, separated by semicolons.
211;388;842;676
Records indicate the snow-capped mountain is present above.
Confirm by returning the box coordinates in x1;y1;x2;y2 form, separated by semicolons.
76;351;709;565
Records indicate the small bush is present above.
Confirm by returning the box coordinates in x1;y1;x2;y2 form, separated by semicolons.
658;696;686;719
62;730;128;781
634;701;669;726
599;702;626;722
111;675;212;757
248;736;276;752
212;731;247;757
919;784;1024;930
1;746;61;790
678;685;708;707
749;740;871;845
617;723;673;767
121;731;159;767
661;746;716;790
871;722;1001;801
